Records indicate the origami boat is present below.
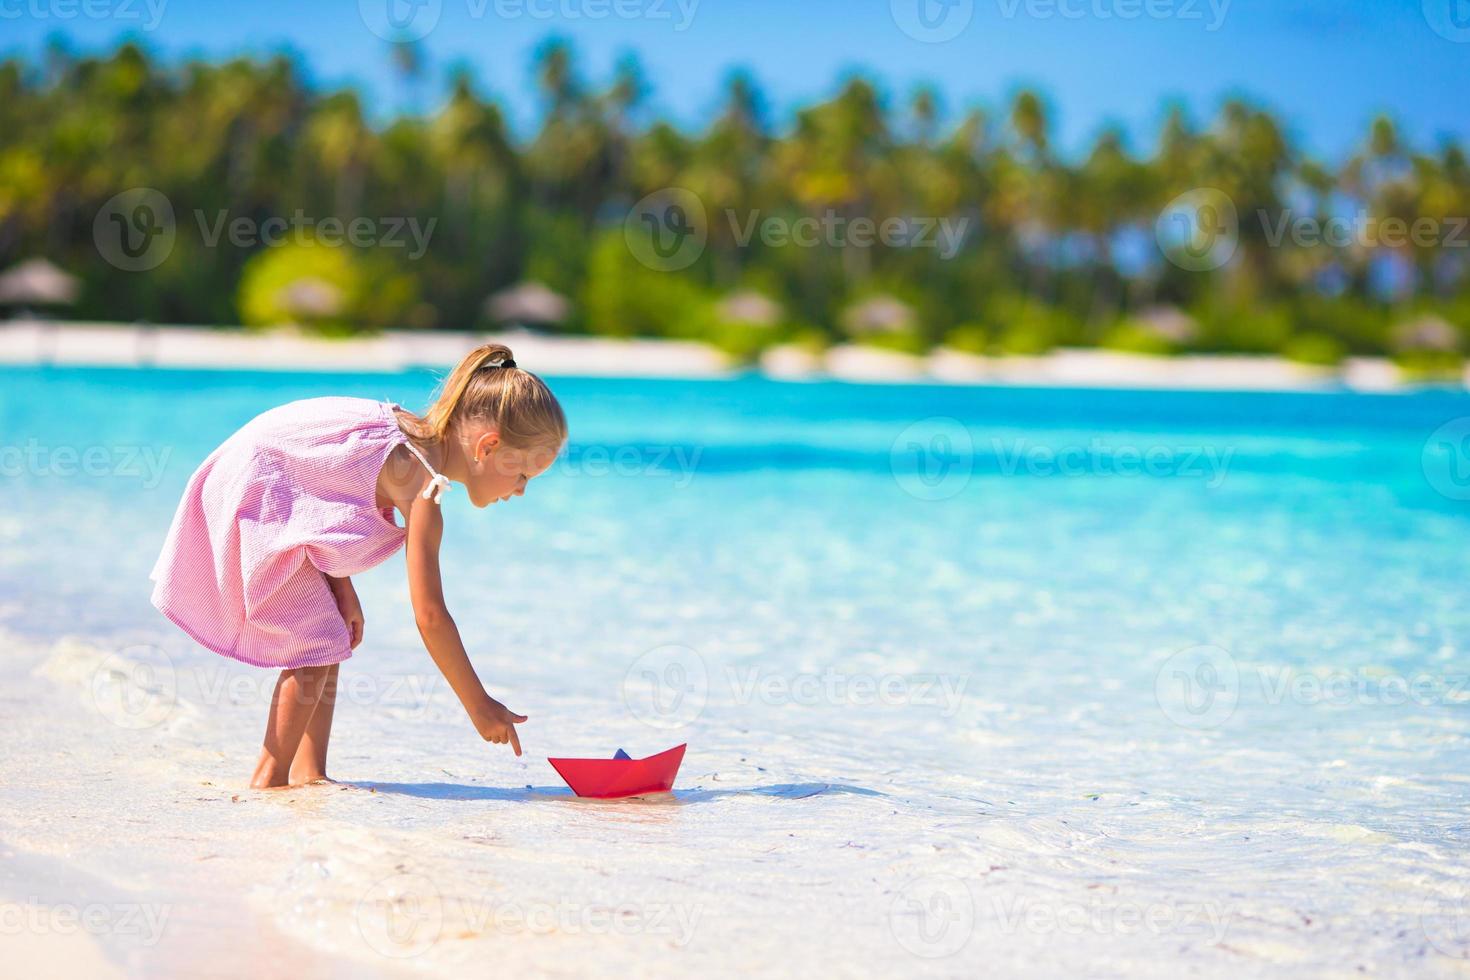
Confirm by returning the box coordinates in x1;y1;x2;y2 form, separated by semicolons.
548;744;687;799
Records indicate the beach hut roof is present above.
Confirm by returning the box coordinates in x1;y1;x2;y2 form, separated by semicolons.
485;280;570;326
277;277;345;319
0;258;80;306
1135;305;1198;343
715;290;782;327
1392;314;1460;353
843;295;915;335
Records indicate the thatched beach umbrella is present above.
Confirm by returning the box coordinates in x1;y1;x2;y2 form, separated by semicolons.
842;295;915;336
0;258;80;313
277;277;345;322
1134;305;1198;345
1392;314;1460;353
485;281;570;330
716;290;783;327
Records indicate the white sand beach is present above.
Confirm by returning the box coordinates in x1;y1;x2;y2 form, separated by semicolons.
0;319;1457;392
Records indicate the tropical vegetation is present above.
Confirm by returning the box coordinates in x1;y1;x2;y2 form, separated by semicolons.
1;38;1468;369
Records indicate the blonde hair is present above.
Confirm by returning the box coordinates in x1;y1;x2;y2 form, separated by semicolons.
400;343;567;451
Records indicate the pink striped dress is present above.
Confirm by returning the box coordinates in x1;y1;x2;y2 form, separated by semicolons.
150;397;439;669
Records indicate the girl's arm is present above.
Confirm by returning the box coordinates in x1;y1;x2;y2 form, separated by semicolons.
402;489;527;755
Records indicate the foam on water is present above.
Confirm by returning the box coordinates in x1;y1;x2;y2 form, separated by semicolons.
2;366;1470;977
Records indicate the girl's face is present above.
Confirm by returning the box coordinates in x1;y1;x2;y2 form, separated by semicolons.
462;431;557;508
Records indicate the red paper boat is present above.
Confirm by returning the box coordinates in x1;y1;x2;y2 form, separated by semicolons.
547;744;687;799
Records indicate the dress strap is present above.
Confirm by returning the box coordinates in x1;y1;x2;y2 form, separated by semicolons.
401;440;452;505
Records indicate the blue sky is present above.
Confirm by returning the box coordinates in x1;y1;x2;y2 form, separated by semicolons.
3;0;1467;161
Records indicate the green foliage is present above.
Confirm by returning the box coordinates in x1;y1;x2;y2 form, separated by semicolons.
1196;303;1294;354
1281;333;1347;366
582;231;712;339
1102;320;1176;356
704;318;786;363
1395;350;1465;380
942;323;988;355
988;299;1075;355
1;41;1468;365
860;330;929;356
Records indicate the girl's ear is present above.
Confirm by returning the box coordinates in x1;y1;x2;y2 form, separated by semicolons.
472;430;501;463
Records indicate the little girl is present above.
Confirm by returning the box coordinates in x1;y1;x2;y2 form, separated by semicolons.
149;344;566;788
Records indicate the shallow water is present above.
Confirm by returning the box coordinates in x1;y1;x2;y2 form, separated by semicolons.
2;365;1469;977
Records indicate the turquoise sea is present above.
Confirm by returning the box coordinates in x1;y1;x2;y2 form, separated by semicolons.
2;365;1469;977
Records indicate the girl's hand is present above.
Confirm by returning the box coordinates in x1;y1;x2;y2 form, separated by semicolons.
328;576;365;649
471;697;528;756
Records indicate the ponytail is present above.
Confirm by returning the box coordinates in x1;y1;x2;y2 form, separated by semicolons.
399;343;567;450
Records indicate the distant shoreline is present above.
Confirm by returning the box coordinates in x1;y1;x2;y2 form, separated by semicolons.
1;319;1464;394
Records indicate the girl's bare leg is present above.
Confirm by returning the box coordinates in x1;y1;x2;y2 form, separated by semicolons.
289;663;339;784
250;665;332;789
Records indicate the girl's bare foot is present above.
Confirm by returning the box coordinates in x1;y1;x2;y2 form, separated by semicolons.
288;770;336;786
